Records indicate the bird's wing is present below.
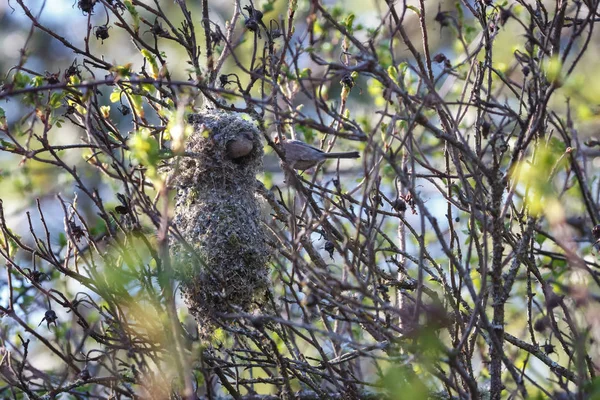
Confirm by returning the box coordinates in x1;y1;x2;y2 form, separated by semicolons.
287;140;325;157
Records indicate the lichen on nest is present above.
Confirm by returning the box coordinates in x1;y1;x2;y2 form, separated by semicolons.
171;109;270;336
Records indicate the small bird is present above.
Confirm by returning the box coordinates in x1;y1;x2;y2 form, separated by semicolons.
273;136;360;170
226;131;254;159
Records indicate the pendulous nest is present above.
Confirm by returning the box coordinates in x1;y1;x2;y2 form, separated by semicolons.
171;109;270;335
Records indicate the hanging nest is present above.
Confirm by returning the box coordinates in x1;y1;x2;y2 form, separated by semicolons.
171;109;270;336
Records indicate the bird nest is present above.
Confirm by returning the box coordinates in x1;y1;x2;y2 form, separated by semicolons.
171;109;270;336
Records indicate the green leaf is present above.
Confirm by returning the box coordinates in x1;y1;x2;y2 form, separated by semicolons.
0;139;16;151
141;83;156;95
263;0;274;13
58;232;67;247
112;63;132;78
0;107;6;129
123;0;140;33
110;89;122;103
406;5;420;15
387;66;399;83
129;94;144;117
128;128;160;177
49;92;66;109
31;76;44;87
141;49;160;79
298;68;311;79
344;13;355;31
535;233;547;245
13;72;31;89
0;228;21;259
544;56;563;86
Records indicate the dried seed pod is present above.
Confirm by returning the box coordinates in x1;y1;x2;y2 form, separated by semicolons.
324;240;335;259
150;19;167;37
245;17;259;32
64;60;80;80
30;270;46;283
392;198;407;212
78;369;91;381
45;71;60;84
39;310;58;328
340;74;355;89
219;74;230;87
95;25;110;42
592;224;600;240
118;104;130;115
77;0;96;14
542;342;555;355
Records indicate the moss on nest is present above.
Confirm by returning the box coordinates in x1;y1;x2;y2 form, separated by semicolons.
172;109;270;336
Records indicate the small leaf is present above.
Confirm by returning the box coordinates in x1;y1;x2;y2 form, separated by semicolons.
0;107;6;129
544;56;563;86
141;49;160;79
111;63;133;79
110;89;122;103
0;139;16;151
344;13;355;31
13;72;31;89
49;92;66;109
100;105;111;119
31;76;44;87
129;94;144;118
407;5;420;15
124;0;140;33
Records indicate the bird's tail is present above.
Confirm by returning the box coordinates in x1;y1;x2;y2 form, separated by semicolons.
324;151;360;159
